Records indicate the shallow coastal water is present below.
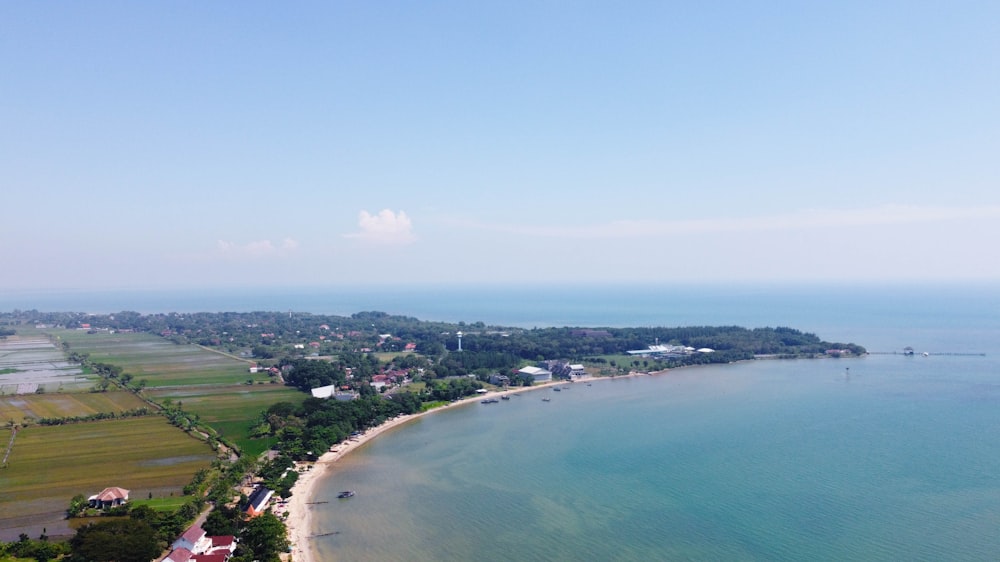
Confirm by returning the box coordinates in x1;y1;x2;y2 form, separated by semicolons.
298;285;1000;561
308;353;1000;561
6;284;999;559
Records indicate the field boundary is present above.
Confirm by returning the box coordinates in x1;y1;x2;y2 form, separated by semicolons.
2;427;16;466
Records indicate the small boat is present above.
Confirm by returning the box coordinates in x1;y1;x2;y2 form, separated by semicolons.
481;398;499;404
338;491;355;499
542;398;551;402
553;387;561;392
501;395;510;400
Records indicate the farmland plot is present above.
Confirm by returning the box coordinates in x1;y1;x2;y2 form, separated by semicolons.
148;384;306;455
0;335;89;394
0;391;148;423
0;417;215;541
51;330;266;387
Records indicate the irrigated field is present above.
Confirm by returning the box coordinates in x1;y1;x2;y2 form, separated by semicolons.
0;391;148;423
147;384;306;456
50;330;267;387
1;327;312;539
0;335;89;394
0;417;215;540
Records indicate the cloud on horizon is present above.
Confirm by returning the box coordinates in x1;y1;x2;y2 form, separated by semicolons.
344;209;416;245
216;237;300;258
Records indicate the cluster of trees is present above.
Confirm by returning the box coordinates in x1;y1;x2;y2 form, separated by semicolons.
0;534;67;561
257;454;298;499
3;309;864;379
425;377;486;401
254;394;424;460
60;502;289;562
36;407;152;426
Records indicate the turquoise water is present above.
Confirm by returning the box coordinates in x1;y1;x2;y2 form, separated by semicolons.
311;355;1000;561
295;285;1000;561
6;284;1000;559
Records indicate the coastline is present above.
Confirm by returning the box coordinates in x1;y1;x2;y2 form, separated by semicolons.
283;374;646;561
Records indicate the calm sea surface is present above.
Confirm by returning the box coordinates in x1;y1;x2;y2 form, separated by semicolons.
295;284;1000;561
5;284;1000;560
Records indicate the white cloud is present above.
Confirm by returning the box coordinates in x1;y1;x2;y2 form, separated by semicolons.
345;209;416;244
216;238;300;258
451;204;1000;239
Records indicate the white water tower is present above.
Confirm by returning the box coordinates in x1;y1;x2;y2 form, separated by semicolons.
457;331;463;352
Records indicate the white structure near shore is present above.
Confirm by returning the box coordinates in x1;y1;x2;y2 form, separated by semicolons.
518;366;552;382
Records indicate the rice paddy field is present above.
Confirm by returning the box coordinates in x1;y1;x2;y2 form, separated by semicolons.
0;391;148;423
0;335;90;394
147;384;306;456
48;329;269;387
0;417;215;540
0;327;315;539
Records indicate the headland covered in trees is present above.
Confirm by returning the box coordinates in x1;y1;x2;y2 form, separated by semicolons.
0;308;864;561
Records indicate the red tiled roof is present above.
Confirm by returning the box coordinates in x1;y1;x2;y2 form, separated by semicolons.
166;548;194;562
210;535;236;548
193;554;228;562
180;525;206;544
95;487;129;501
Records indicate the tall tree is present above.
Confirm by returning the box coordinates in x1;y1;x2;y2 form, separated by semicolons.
68;519;161;562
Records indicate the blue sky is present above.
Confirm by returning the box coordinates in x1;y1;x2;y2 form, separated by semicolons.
3;1;999;290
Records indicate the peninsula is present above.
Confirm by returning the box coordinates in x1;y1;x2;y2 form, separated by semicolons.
0;309;864;560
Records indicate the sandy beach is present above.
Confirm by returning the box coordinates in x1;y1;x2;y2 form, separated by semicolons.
283;374;656;561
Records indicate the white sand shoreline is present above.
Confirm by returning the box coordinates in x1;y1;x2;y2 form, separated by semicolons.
284;372;658;561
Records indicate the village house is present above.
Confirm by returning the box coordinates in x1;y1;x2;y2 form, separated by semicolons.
172;525;211;555
245;486;273;517
87;486;129;509
163;547;194;562
166;524;237;562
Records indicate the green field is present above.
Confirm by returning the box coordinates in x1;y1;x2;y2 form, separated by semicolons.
148;384;306;456
49;330;268;387
0;391;148;423
0;328;313;539
0;417;215;538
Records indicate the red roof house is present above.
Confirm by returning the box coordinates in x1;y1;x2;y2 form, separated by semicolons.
87;487;129;509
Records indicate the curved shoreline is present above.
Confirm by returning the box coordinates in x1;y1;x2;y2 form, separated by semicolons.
283;375;634;561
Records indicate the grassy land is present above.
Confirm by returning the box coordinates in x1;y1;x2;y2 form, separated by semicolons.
0;391;148;423
1;327;315;540
48;330;268;388
129;495;195;511
0;417;215;538
147;384;306;456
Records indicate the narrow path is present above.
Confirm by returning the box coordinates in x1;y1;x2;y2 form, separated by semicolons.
1;427;16;466
193;344;257;364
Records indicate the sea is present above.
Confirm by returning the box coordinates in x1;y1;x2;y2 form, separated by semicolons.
4;283;1000;560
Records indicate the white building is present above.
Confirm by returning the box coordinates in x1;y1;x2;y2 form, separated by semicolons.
518;366;552;382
